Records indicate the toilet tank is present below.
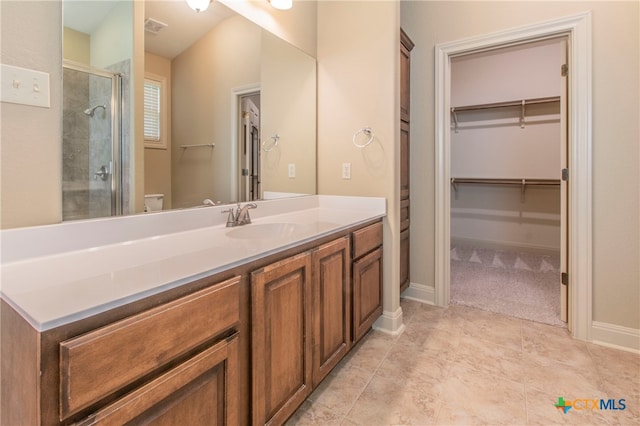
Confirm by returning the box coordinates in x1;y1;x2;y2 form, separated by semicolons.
144;194;164;212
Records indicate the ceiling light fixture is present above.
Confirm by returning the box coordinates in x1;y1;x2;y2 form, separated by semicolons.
269;0;292;10
187;0;212;13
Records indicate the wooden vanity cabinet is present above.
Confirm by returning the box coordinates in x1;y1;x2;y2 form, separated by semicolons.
0;275;243;426
2;220;383;426
73;333;239;426
59;276;241;425
251;252;314;426
252;235;353;425
311;236;351;386
351;222;384;343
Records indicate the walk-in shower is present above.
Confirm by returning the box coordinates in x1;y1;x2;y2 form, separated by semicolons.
62;61;123;221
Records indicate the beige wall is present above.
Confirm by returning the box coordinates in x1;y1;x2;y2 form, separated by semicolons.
402;1;640;330
219;0;317;58
1;1;63;228
260;31;316;197
144;53;172;210
63;27;90;64
171;15;261;207
317;1;401;319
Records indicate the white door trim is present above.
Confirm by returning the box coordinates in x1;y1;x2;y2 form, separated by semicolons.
230;83;261;201
434;12;592;341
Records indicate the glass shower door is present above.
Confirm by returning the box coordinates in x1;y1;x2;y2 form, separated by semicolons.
62;63;121;221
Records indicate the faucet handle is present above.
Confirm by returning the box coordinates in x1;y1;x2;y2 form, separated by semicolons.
238;203;258;225
222;208;236;227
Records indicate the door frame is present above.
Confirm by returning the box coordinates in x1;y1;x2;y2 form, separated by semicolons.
230;83;260;201
434;12;592;341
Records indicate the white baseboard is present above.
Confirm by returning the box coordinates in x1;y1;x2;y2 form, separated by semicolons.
373;306;405;336
401;282;435;305
590;321;640;353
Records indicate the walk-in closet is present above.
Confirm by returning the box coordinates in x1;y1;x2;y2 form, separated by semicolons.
449;38;568;327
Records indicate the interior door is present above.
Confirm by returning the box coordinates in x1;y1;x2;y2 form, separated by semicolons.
560;38;569;325
240;97;260;202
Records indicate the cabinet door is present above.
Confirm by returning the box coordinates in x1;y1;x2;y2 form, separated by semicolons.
400;38;412;122
312;237;351;386
352;247;383;343
252;252;313;425
400;28;414;123
75;334;239;426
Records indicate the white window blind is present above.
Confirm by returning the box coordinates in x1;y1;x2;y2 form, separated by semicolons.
144;79;162;142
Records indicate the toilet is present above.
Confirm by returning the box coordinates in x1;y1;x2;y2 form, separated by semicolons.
144;194;164;212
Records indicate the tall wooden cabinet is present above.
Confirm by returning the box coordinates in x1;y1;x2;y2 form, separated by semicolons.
400;29;414;293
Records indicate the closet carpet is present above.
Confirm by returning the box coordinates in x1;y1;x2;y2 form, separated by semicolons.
450;244;565;327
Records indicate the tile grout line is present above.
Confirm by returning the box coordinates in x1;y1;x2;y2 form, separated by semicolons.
340;328;407;424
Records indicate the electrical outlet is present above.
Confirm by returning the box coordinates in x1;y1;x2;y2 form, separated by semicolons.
288;163;296;178
342;163;351;179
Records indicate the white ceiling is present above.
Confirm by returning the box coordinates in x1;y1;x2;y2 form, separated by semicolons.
64;0;237;60
64;0;119;35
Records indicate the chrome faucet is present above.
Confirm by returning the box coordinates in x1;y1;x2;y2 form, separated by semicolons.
222;202;258;227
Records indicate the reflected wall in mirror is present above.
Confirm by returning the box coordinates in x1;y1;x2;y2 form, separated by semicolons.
62;0;316;220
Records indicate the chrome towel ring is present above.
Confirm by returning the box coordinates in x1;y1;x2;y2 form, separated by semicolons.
262;134;280;152
353;127;374;148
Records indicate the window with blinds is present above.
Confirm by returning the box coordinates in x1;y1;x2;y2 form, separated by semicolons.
144;75;166;148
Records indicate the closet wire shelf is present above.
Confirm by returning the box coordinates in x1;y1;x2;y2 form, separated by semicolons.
451;96;560;132
450;177;561;202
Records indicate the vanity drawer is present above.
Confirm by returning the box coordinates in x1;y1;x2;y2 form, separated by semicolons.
59;275;241;420
352;221;383;259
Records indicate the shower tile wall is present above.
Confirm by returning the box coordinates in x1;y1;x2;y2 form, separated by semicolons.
62;59;129;220
62;68;92;220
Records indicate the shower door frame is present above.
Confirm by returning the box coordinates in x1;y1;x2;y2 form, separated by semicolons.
63;60;123;217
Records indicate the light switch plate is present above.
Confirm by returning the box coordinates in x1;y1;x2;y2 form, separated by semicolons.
1;64;50;108
288;163;296;178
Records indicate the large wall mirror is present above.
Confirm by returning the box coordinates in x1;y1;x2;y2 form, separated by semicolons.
62;0;316;221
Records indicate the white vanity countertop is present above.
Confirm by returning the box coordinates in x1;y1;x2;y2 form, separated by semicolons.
0;195;385;331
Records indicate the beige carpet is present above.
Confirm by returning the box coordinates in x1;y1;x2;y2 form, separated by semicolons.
450;244;565;327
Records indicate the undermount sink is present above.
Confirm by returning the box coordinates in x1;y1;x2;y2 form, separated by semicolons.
225;223;304;240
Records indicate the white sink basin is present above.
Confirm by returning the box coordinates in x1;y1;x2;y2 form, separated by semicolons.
225;223;304;240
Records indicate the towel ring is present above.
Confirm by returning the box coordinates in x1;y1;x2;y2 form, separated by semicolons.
262;134;279;152
353;127;374;148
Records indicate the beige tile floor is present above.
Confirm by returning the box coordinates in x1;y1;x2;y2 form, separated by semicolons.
287;299;640;425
